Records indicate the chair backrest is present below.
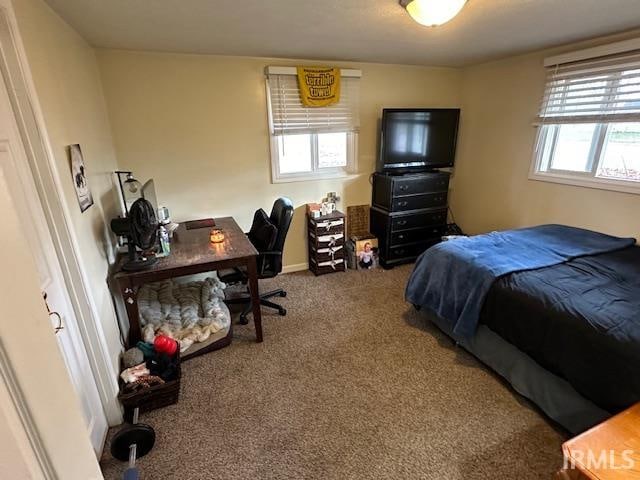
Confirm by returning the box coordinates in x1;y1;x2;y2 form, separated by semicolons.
262;197;293;276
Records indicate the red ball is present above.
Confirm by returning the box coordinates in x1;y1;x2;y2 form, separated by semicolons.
154;334;178;356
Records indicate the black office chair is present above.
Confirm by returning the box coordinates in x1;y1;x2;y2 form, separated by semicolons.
221;197;294;324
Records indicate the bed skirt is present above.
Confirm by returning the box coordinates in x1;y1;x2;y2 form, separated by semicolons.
424;311;610;435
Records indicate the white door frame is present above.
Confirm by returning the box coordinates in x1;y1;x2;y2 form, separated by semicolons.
0;3;121;424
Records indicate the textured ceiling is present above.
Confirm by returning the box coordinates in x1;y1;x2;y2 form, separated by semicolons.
44;0;640;67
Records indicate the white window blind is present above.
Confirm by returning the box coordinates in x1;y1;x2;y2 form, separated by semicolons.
537;50;640;125
267;71;360;135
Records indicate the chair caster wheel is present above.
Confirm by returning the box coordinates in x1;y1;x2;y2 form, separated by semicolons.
278;308;287;316
279;291;287;298
239;315;249;325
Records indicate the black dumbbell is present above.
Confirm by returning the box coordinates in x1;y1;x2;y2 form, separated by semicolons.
110;408;155;480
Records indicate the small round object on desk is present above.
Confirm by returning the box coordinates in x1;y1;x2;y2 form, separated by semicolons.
153;334;178;356
210;228;225;243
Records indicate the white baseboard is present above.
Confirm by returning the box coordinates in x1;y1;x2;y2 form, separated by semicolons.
282;262;309;274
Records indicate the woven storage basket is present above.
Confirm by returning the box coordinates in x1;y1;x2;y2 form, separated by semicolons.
118;350;181;417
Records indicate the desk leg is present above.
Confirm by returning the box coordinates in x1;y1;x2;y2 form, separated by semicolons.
246;256;263;343
118;278;141;347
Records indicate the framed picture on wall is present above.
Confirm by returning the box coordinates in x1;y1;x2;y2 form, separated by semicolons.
69;144;93;212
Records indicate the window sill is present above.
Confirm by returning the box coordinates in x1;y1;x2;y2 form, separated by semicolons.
271;170;359;184
528;171;640;195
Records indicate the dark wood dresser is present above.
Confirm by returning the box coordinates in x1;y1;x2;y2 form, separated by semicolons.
308;210;346;275
370;172;449;268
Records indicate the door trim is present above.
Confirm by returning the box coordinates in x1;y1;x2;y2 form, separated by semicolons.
0;338;56;479
0;4;121;424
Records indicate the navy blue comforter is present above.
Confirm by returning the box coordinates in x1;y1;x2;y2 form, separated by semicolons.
405;224;635;337
481;246;640;412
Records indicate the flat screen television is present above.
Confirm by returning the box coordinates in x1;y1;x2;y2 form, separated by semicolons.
377;108;460;173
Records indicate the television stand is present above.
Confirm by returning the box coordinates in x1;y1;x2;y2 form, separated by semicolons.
369;171;449;268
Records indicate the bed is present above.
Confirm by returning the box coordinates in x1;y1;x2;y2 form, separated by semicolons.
405;224;639;434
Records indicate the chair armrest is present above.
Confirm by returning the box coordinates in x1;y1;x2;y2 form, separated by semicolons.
258;250;282;256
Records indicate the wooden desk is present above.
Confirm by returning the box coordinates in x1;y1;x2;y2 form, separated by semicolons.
557;403;640;479
113;217;263;347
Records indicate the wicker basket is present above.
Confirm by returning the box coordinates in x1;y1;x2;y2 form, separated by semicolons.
309;256;346;275
118;350;181;417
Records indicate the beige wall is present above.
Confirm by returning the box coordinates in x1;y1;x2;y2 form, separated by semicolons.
0;393;39;480
13;0;122;373
97;50;462;268
452;33;640;239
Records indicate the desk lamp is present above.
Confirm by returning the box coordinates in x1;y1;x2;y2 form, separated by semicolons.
116;171;143;216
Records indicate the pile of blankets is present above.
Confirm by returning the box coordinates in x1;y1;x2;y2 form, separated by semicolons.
137;274;230;352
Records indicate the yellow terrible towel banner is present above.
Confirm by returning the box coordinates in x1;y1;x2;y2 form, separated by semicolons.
297;67;341;107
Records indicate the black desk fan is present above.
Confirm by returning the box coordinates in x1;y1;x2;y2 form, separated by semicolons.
111;197;159;271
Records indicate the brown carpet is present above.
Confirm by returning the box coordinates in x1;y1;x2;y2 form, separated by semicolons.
101;265;565;479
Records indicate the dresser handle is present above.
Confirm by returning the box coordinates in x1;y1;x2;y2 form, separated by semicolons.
397;220;407;226
398;201;408;207
399;185;408;191
398;234;405;240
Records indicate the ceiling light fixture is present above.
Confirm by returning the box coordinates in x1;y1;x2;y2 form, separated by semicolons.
400;0;468;27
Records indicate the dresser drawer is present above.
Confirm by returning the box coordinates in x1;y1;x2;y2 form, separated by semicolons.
391;192;447;212
308;231;344;249
393;174;449;196
372;172;450;211
390;208;447;231
308;217;344;236
390;225;447;245
309;257;345;275
387;240;439;261
309;244;345;263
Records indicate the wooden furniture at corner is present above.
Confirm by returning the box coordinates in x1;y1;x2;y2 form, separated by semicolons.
557;403;640;480
370;171;449;268
113;217;264;358
307;210;346;275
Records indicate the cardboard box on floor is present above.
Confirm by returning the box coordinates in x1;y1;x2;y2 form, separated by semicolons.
346;205;377;269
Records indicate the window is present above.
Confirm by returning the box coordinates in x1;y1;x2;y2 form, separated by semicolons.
531;45;640;193
266;67;360;182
